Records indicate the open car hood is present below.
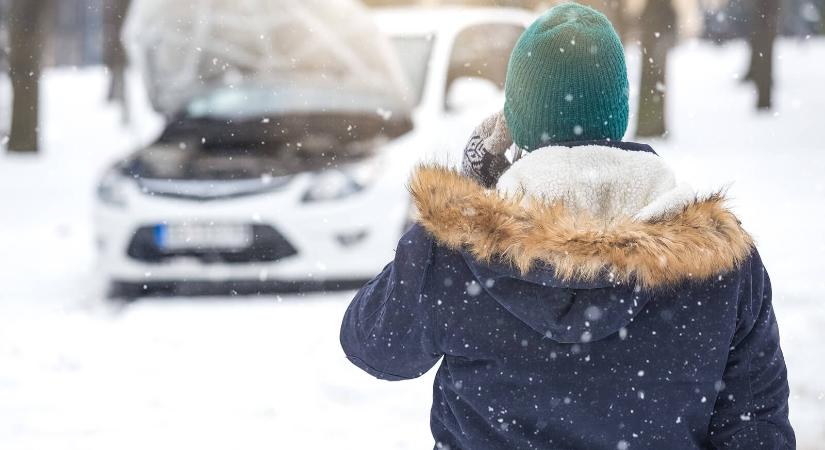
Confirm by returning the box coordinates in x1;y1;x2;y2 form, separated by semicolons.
124;111;399;182
123;0;412;119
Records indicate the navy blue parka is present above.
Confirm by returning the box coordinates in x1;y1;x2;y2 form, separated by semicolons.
340;144;794;449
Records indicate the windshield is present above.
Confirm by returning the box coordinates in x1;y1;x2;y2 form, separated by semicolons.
390;35;434;106
183;84;406;120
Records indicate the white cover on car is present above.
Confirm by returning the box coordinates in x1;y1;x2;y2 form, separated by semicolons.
123;0;411;116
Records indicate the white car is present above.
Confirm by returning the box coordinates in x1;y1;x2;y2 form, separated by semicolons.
374;7;532;158
94;7;533;299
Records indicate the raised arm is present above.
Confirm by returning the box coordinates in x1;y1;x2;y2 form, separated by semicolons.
340;224;442;381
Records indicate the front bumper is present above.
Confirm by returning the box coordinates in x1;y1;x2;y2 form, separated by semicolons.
93;175;409;288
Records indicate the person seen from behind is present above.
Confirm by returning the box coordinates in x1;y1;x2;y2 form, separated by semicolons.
340;3;795;449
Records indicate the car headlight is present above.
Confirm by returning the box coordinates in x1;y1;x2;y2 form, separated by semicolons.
97;168;129;207
302;160;380;203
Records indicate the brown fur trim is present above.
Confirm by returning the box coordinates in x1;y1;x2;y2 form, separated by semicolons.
409;165;754;289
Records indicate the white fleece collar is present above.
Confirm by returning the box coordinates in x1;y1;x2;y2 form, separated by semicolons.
496;144;695;221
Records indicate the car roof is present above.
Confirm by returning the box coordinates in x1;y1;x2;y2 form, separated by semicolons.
372;6;535;36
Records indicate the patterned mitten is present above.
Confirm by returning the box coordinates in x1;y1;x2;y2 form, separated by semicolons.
461;111;514;187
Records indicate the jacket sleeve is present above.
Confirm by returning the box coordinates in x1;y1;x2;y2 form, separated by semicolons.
339;224;442;381
708;251;795;449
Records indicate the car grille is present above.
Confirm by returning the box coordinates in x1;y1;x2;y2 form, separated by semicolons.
135;176;293;201
127;225;298;264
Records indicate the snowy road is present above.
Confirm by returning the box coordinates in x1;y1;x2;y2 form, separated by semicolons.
0;294;437;449
1;39;824;449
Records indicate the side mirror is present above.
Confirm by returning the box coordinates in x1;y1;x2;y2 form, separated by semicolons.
445;77;501;113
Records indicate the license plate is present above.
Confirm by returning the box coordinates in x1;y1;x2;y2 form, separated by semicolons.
154;223;252;250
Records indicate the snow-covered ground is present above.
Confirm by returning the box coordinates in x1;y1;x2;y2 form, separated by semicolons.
1;38;823;449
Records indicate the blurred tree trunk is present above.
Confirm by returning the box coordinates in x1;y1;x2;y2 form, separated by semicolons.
635;0;676;138
104;0;129;102
746;0;779;109
104;0;131;123
608;0;627;42
7;0;47;153
582;0;627;41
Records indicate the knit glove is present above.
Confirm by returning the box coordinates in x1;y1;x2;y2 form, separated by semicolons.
461;111;514;188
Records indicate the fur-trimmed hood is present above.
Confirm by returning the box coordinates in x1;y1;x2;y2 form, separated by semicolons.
410;145;754;290
344;142;793;448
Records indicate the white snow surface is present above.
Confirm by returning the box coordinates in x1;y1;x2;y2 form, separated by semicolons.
1;38;824;449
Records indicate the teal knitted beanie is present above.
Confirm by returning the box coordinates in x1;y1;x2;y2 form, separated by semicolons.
504;3;629;151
